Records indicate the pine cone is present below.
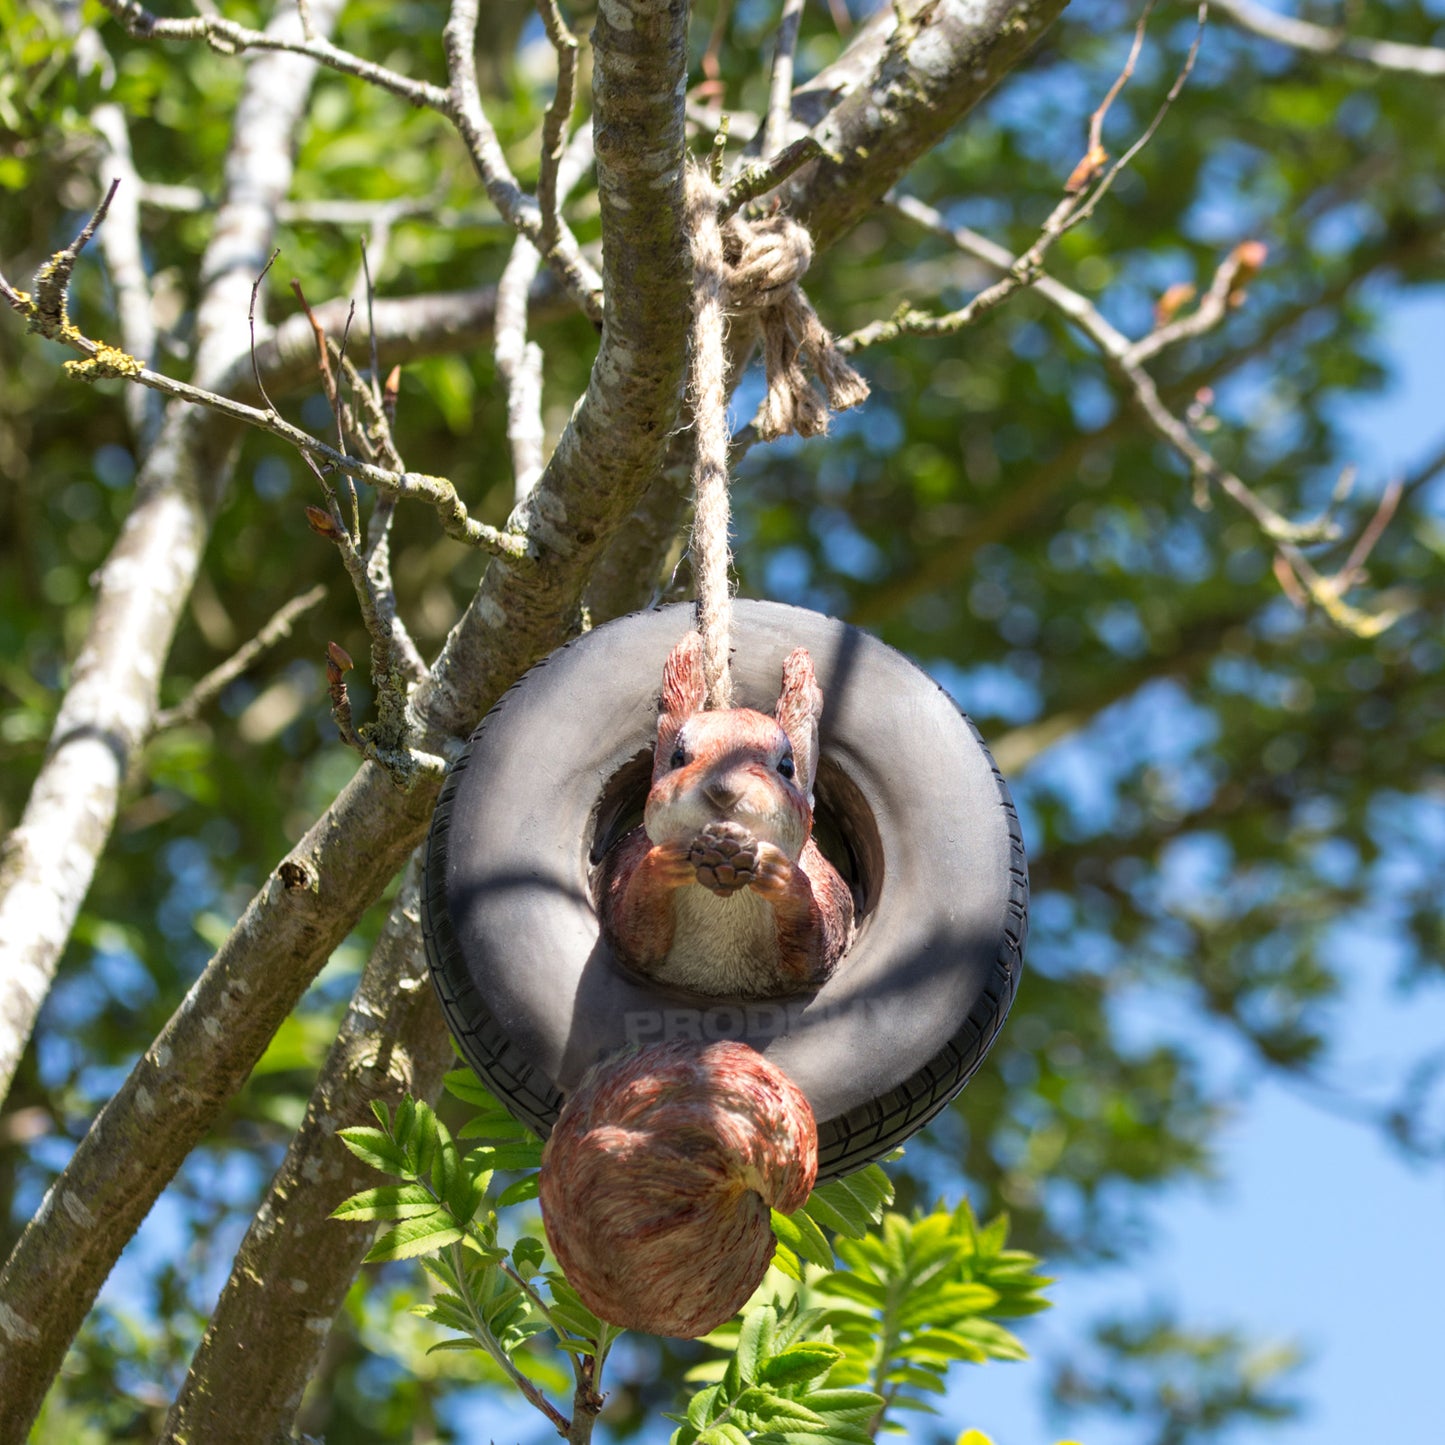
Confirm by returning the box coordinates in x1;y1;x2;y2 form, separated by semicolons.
688;821;757;895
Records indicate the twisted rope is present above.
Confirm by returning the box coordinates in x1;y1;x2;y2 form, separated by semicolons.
685;164;869;710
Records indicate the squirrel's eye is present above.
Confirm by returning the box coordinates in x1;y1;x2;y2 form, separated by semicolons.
777;754;795;780
670;747;686;770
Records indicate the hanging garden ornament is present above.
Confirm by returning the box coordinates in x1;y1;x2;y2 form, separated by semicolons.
424;599;1026;1179
421;167;1027;1338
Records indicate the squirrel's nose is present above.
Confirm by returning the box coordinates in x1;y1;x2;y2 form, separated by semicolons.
703;779;741;811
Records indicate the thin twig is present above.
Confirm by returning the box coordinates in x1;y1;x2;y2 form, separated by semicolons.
710;114;731;187
494;121;596;505
534;0;579;256
1068;0;1156;192
842;6;1207;353
360;238;383;411
883;194;1400;636
1332;479;1403;593
763;0;806;160
1128;240;1266;366
94;0;603;319
154;585;328;731
78;342;522;553
29;177;121;337
95;0;451;108
1055;2;1208;243
138;182;508;238
721;136;840;220
249;250;282;416
291;287;428;714
442;0;602;321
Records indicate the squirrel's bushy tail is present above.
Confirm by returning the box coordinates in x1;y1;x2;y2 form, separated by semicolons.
538;1040;817;1337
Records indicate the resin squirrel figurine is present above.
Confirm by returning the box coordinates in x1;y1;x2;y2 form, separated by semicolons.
598;632;855;998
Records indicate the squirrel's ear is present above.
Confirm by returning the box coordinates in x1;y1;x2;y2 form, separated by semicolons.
775;648;823;799
656;633;706;774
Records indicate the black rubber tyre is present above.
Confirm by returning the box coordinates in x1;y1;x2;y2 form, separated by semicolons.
422;600;1027;1182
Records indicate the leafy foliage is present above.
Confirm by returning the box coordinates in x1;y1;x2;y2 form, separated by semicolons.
673;1298;884;1445
331;1073;1065;1444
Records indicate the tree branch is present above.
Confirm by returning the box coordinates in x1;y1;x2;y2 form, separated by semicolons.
247;274;573;400
443;0;602;321
0;284;529;560
893;197;1400;636
581;0;1076;619
783;0;1071;249
153;584;328;732
763;0;807;159
159;856;454;1444
93;0;604;320
1211;0;1445;77
535;0;580;256
95;0;451;110
496;236;548;504
495;124;596;504
850;220;1442;626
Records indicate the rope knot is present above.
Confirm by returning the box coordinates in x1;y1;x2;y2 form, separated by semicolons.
716;193;870;442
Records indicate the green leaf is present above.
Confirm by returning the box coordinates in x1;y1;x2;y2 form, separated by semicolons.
363;1211;465;1263
814;1272;885;1310
698;1426;749;1445
974;1210;1009;1258
431;1121;469;1220
687;1384;721;1429
759;1428;874;1445
459;1236;508;1263
734;1389;826;1428
950;1318;1028;1362
736;1303;776;1384
883;1363;946;1395
803;1167;893;1239
771;1207;833;1270
497;1173;540;1206
749;1433;870;1445
904;1328;988;1365
425;1337;485;1355
442;1066;501;1108
758;1343;843;1389
800;1389;884;1425
394;1095;417;1152
512;1235;546;1279
330;1182;436;1223
896;1282;1000;1329
404;1099;440;1178
545;1276;606;1339
464;1141;546;1170
771;1240;804;1281
336;1126;411;1179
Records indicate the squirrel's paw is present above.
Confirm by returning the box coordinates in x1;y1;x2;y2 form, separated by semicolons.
747;841;794;901
689;822;757;897
648;841;701;887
